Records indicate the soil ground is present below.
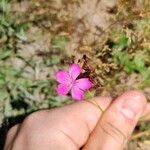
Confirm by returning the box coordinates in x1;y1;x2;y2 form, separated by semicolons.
0;0;150;149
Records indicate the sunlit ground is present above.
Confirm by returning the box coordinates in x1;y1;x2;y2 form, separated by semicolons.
0;0;150;149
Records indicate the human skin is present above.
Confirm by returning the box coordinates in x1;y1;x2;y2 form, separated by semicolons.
4;91;148;150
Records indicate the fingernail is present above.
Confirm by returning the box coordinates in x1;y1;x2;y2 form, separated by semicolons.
121;94;144;120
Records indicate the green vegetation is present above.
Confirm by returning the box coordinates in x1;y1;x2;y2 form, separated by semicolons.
0;0;150;149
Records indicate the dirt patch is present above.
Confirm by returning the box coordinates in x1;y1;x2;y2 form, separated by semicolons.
0;0;150;149
66;0;116;51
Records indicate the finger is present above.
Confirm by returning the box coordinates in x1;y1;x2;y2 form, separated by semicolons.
17;96;112;150
4;124;20;150
47;96;112;149
83;91;147;150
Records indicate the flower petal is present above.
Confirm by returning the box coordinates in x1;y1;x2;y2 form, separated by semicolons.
69;64;81;80
71;85;84;101
75;78;93;90
57;84;71;96
56;70;71;84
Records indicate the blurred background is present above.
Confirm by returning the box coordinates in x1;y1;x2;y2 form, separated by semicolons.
0;0;150;149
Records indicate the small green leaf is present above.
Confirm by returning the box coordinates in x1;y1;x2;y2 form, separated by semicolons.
124;61;136;73
0;50;12;60
115;34;128;50
133;54;145;72
124;54;146;73
51;35;68;50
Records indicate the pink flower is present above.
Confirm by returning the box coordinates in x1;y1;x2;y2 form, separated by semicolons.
56;64;93;101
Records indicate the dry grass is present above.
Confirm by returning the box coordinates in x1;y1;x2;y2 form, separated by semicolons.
0;0;150;149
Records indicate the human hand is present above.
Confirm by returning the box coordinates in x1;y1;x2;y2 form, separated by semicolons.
4;91;148;150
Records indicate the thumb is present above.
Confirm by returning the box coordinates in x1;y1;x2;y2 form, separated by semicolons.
83;91;147;150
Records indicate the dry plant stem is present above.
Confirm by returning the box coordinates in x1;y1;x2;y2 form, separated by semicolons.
87;91;104;113
130;130;150;140
139;112;150;122
139;103;150;122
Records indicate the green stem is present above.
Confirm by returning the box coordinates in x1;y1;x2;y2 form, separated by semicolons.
87;91;104;113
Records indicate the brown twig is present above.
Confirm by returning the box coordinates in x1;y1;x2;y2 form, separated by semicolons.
131;130;150;140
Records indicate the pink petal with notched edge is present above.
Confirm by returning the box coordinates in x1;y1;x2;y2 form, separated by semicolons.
71;85;84;101
69;64;81;80
75;78;93;90
56;70;71;84
57;84;71;96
